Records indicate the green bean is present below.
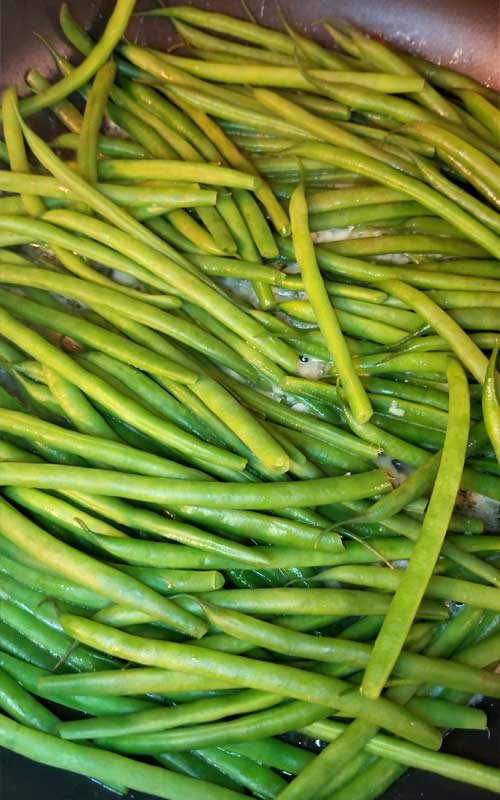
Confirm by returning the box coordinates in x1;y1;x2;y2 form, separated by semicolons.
0;290;191;383
148;52;424;93
136;86;223;162
50;246;184;307
304;718;500;793
330;758;406;800
166;82;317;143
279;300;416;343
337;121;437;156
176;588;445;620
190;255;283;287
223;378;380;459
223;739;313;776
0;597;109;673
307;70;437;120
173;506;342;552
0;496;206;637
482;347;500;463
155;751;241;791
164;368;290;474
92;156;256;190
77;59;116;182
0;220;178;297
280;239;500;300
10;372;65;422
121;565;225;595
406;122;500;209
170;95;288;240
45;366;121;441
79;350;218;442
59;689;282;740
325;21;460;121
75;532;347;570
139;6;302;55
378;280;490;382
407;52;498;99
0;666;59;734
36;211;298;372
307;186;404;214
2;88;44;217
26;68;84;134
395;696;487;730
171;20;295;65
322;233;487;258
103;699;329;753
428;291;500;310
0;172;214;212
196;746;288;799
276;428;372;474
0;714;247;800
53;131;148;157
9;0;132;118
412;154;500;235
340;453;440;526
0;440;42;463
0;460;390;509
0;305;249;469
361;360;469;698
0;621;58;671
198;602;499;697
19;120;213;267
254;89;420;177
321;564;500;605
38;668;237;697
60;491;281;567
277;277;388;305
290;182;372;423
0;650;158;724
309;200;424;231
282;377;451;433
114;81;209;164
0;411;207;480
59;613;440;748
287;142;500;258
283;716;380;800
0;551;107;611
458;90;500;137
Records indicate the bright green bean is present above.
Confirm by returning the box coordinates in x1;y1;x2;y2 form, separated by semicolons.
2;87;44;217
77;59;116;182
0;461;390;509
0;496;206;637
482;348;500;463
290;181;372;423
361;359;470;698
380;280;489;383
287;142;500;258
0;290;191;383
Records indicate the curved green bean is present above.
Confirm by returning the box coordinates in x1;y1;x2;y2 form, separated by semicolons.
482;347;500;463
361;359;470;698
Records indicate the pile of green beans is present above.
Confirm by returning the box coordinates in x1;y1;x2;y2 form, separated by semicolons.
0;3;498;799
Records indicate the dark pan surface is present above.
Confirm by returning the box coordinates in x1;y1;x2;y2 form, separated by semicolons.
0;1;499;798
